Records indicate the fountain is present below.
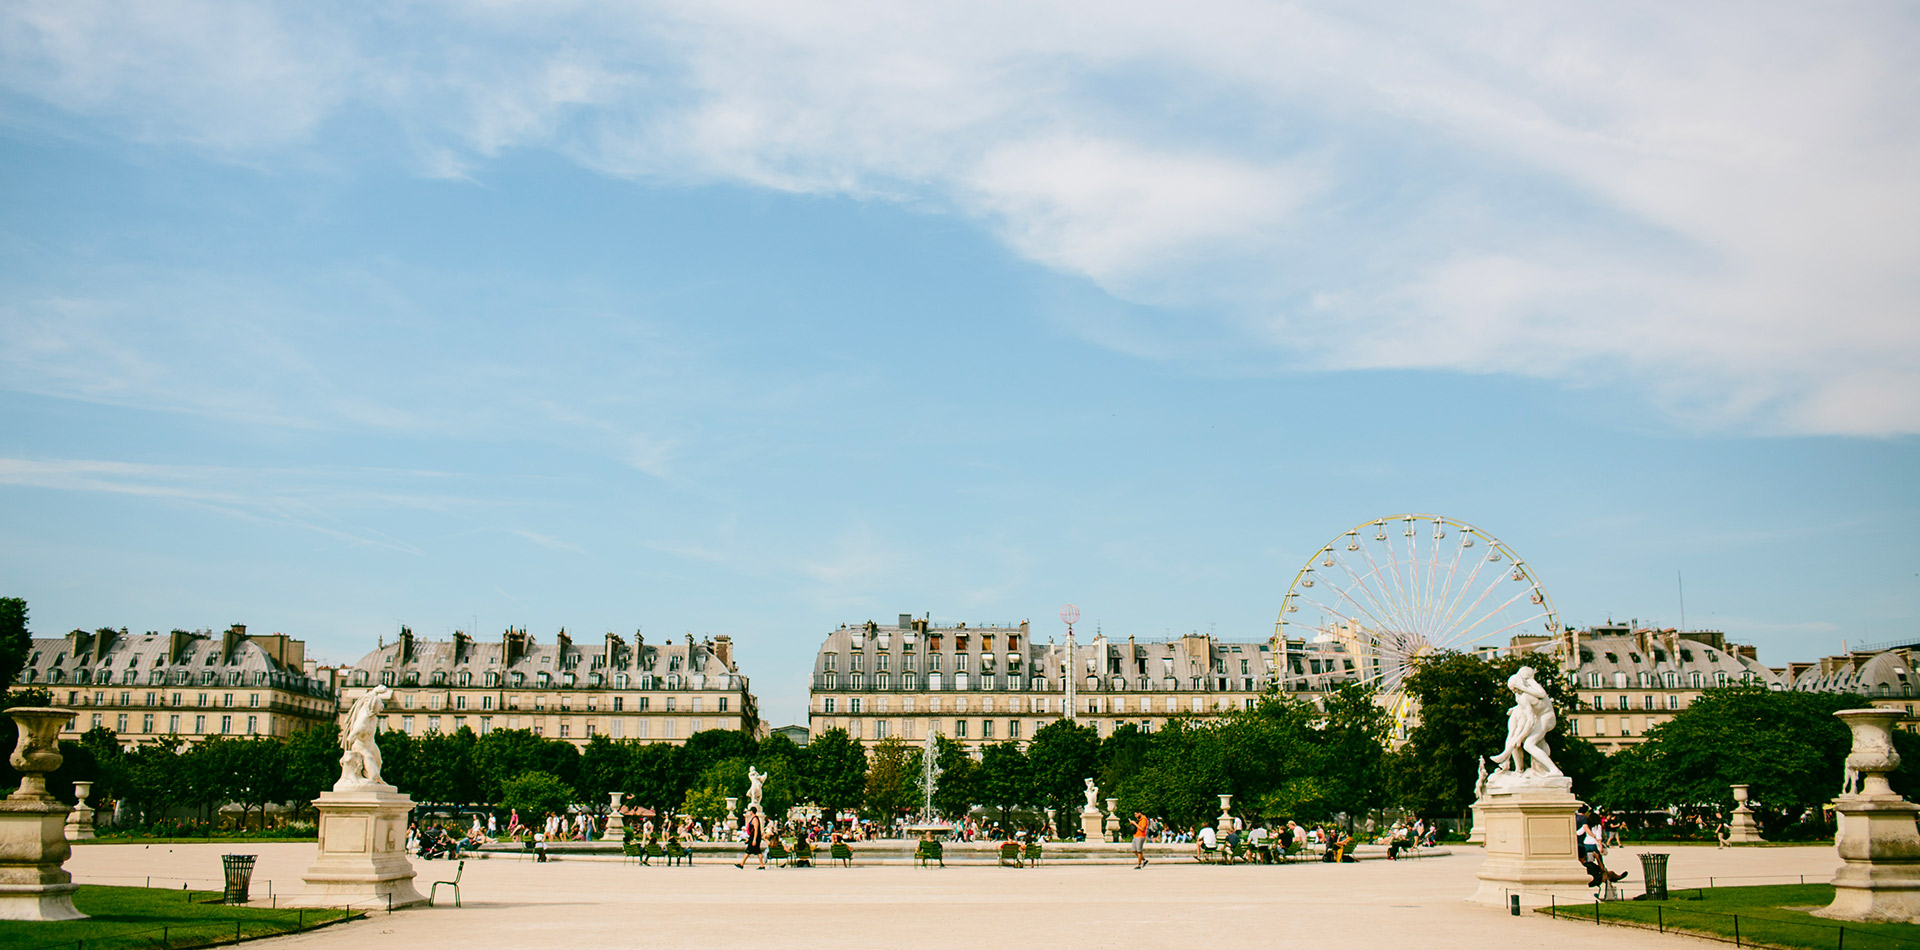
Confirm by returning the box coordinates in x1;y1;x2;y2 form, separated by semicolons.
905;730;951;836
0;707;86;920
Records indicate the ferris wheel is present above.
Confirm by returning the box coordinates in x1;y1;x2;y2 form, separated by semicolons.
1275;514;1560;723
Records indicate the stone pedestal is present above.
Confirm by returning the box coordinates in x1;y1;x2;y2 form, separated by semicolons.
1816;710;1920;923
1467;802;1485;845
1079;807;1103;841
604;792;625;838
1467;775;1591;907
288;785;425;909
0;708;85;921
725;797;739;833
1217;794;1234;829
64;781;95;842
1103;797;1122;841
1726;784;1764;844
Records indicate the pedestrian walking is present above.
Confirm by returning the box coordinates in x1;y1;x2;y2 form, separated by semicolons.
735;806;768;869
1132;812;1151;869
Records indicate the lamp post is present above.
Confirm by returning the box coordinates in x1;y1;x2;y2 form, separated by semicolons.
1061;605;1079;723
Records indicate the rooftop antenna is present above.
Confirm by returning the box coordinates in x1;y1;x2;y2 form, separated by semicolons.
1677;572;1686;632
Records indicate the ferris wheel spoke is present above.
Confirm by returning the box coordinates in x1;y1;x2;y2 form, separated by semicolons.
1463;610;1553;646
1450;585;1541;643
1353;533;1422;636
1333;558;1418;642
1433;541;1497;644
1430;531;1470;641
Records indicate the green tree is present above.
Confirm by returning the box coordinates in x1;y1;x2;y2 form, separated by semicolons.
975;740;1034;819
284;722;341;821
1315;683;1391;830
500;770;573;818
800;728;867;816
578;733;630;809
862;735;918;821
1392;652;1580;819
622;741;684;814
680;729;756;789
473;728;551;803
1028;719;1100;819
929;735;977;820
413;727;481;807
0;598;29;692
1116;718;1225;829
1596;685;1867;830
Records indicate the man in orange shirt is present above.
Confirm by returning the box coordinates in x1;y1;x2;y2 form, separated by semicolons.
1132;812;1151;869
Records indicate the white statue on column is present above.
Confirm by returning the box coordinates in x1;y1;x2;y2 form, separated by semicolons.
1082;778;1100;811
1489;666;1561;781
746;765;767;810
336;685;392;790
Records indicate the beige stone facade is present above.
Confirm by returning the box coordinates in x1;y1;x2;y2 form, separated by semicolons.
16;625;337;746
808;615;1361;749
334;627;761;746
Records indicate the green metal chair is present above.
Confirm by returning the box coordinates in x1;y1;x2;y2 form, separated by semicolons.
666;840;692;866
915;839;944;867
1023;840;1043;866
791;840;814;867
767;838;790;864
428;860;464;907
998;841;1023;867
829;842;853;867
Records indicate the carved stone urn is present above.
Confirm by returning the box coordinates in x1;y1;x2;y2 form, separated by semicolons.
0;707;85;920
1817;709;1920;922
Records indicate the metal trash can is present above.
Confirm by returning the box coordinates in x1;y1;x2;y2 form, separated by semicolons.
1638;852;1670;900
221;854;257;904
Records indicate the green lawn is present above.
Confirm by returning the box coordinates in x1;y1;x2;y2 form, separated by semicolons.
0;885;353;950
1541;883;1920;950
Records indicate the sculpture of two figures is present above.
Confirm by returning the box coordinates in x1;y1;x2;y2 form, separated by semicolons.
1485;666;1565;792
1083;778;1100;811
336;685;392;790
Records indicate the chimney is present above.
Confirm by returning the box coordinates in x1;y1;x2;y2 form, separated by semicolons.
223;624;247;663
899;613;912;629
504;627;528;667
713;634;734;670
453;629;473;664
397;625;415;665
92;627;121;663
170;630;196;665
67;629;93;661
605;631;626;668
634;631;646;669
556;628;572;660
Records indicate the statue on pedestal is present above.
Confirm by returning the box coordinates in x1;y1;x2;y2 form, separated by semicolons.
1489;666;1561;779
1082;778;1100;811
746;765;767;810
336;685;393;790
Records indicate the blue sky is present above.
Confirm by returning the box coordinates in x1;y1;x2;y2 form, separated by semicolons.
2;1;1916;724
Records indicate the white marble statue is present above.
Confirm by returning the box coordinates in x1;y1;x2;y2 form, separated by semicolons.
1083;778;1100;811
746;765;766;808
336;685;393;790
1489;666;1561;777
1473;756;1489;800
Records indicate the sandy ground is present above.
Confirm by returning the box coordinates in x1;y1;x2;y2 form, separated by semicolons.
66;840;1843;950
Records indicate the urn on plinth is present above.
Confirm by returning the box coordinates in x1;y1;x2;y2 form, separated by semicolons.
0;707;86;920
1815;709;1920;923
1725;784;1764;844
604;792;626;837
64;781;96;842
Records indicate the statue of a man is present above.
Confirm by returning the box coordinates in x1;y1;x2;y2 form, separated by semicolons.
336;684;393;790
1083;778;1100;810
746;765;766;807
1489;666;1561;776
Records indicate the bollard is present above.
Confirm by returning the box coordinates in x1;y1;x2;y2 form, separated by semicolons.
1509;894;1519;916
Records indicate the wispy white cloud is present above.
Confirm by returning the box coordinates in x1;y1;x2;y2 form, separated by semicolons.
2;0;1916;434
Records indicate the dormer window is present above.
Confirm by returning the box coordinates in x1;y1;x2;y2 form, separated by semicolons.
824;653;837;671
851;654;864;672
1008;635;1019;650
983;635;994;651
956;635;969;651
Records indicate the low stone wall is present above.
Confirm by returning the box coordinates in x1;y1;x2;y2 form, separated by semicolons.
474;839;1452;866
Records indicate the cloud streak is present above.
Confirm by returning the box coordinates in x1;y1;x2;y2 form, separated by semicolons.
3;0;1916;434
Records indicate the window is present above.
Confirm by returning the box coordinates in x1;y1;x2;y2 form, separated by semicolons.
718;697;728;712
455;695;467;710
169;714;180;732
824;697;836;713
983;719;995;739
1616;695;1629;710
850;698;863;714
613;696;623;711
956;719;968;738
666;697;676;712
116;714;127;732
1690;672;1702;688
1009;719;1021;739
1588;672;1602;688
875;719;890;739
482;695;495;710
247;715;258;734
194;714;205;733
220;715;233;734
1668;695;1679;709
1643;695;1656;710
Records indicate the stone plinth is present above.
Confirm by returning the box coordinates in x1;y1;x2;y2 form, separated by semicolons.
0;708;84;921
1467;775;1590;907
1467;802;1485;845
1079;807;1103;841
605;792;625;838
287;785;425;909
64;781;95;842
1726;784;1764;844
1816;709;1920;923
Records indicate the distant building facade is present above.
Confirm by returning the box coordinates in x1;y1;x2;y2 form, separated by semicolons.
807;614;1361;749
1506;624;1781;753
16;625;337;746
334;626;761;746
